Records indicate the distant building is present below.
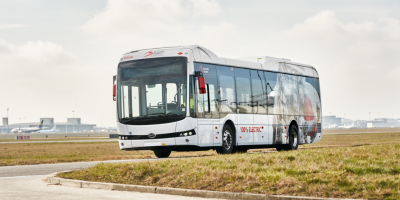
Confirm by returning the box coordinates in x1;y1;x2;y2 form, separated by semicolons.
367;118;400;128
0;117;96;133
322;116;342;128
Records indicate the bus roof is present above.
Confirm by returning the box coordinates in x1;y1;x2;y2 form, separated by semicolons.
120;45;319;78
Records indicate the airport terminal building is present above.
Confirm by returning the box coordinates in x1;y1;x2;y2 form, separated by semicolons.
0;117;96;133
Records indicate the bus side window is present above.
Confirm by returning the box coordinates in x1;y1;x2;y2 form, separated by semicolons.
286;74;299;115
264;71;277;114
216;66;236;116
250;70;266;114
234;68;252;114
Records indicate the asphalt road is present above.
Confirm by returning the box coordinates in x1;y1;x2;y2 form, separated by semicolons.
0;158;158;177
0;159;221;200
1;175;221;200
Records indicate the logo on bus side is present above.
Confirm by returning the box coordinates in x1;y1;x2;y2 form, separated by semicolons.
240;127;263;132
199;66;209;74
144;51;164;57
123;56;133;60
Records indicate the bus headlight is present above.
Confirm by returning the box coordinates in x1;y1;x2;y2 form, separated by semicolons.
189;132;192;136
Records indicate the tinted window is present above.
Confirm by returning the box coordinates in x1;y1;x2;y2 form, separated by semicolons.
216;66;237;115
313;78;321;102
285;74;299;115
264;71;278;114
251;70;267;114
234;68;252;114
298;77;316;118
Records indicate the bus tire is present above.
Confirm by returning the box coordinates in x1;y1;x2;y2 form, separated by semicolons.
217;125;234;154
276;145;284;151
153;150;171;158
285;125;299;150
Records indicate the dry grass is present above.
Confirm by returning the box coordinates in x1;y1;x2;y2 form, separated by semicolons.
1;132;400;166
304;132;400;147
59;144;400;199
0;137;113;142
0;142;215;166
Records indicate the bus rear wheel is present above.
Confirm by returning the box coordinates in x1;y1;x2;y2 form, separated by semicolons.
153;150;171;158
285;125;298;150
216;125;234;154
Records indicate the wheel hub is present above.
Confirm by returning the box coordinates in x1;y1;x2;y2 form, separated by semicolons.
223;130;232;150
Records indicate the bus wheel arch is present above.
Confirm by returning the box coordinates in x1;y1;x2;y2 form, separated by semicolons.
286;120;299;150
216;120;236;154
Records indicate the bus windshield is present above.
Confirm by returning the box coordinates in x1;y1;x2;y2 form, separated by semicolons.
117;57;187;125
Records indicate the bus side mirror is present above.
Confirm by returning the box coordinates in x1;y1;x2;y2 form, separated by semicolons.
113;84;116;101
198;77;206;94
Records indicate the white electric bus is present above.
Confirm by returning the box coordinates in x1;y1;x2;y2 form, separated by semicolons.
114;45;322;158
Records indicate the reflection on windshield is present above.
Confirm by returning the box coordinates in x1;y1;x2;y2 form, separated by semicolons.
117;57;187;125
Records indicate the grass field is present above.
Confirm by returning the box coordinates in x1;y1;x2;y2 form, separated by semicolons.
58;143;400;199
0;142;214;166
1;131;400;166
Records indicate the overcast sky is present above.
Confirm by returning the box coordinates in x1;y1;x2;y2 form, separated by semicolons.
1;0;400;126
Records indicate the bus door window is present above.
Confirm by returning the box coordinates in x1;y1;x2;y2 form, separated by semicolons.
234;68;252;114
193;63;219;119
189;76;196;118
216;66;237;117
250;70;267;114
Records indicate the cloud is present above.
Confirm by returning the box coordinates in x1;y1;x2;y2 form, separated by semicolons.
0;40;78;66
269;11;400;119
0;24;30;29
0;39;118;126
82;0;225;45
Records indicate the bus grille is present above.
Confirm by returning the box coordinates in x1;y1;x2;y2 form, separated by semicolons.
317;123;322;133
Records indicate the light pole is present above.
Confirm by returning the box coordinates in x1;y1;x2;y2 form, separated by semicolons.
72;110;74;133
7;108;9;133
66;117;68;133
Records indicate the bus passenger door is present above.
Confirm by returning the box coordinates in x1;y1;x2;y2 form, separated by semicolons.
195;63;219;147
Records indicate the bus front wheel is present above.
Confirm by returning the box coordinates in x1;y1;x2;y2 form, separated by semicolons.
153;150;171;158
216;125;234;154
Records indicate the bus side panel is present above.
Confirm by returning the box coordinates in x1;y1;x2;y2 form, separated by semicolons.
213;121;222;146
270;115;287;144
198;123;214;147
253;115;269;145
175;117;197;146
236;114;254;146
